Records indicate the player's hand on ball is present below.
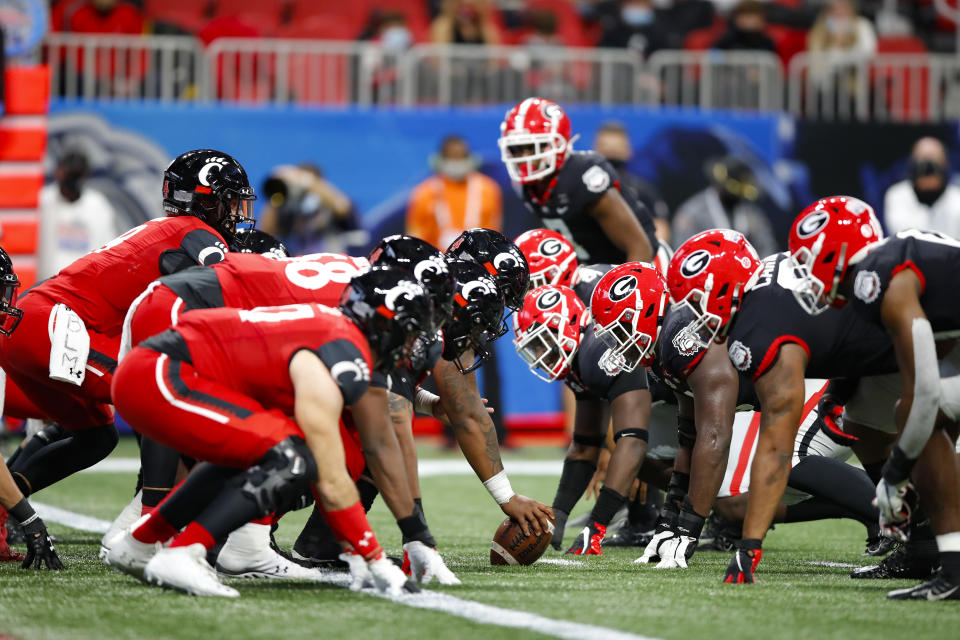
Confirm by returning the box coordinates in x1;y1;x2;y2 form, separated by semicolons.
403;541;461;585
874;478;915;542
655;535;696;569
501;495;553;538
21;518;64;571
369;554;420;596
340;550;374;590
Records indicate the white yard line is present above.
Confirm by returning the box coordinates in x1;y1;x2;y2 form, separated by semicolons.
81;458;565;476
806;561;858;568
34;501;658;640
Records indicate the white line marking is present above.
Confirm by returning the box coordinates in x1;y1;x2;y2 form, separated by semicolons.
35;501;660;640
536;558;583;566
32;502;112;534
807;561;858;568
81;458;566;476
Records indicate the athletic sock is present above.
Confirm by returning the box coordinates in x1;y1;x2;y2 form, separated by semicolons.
139;437;184;512
132;511;179;544
293;504;342;560
154;463;239;531
590;487;627;527
170;522;216;550
552;458;596;514
193;484;263;545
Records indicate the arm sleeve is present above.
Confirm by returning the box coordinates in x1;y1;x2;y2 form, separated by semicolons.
158;229;228;275
314;339;372;405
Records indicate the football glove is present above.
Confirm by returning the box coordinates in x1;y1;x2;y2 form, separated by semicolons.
723;539;762;584
402;541;461;585
634;510;678;564
874;478;916;543
818;395;858;447
21;518;63;571
565;522;606;555
655;535;697;569
368;554;419;596
340;550;374;591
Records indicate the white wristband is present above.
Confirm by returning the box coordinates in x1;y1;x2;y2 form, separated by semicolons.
414;388;440;418
483;470;515;505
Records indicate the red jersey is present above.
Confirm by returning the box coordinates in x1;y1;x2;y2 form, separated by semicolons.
158;252;369;311
154;303;373;415
34;217;228;337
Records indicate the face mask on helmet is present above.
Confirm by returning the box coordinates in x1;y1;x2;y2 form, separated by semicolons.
371;235;455;332
498;98;577;185
513;286;584;382
590;264;667;373
446;229;530;313
0;271;23;336
443;262;507;373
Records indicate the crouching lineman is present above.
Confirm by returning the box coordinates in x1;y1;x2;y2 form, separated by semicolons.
105;268;431;597
789;197;960;599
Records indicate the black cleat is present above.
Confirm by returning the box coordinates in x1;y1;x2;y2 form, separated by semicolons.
887;572;960;600
697;513;741;552
864;536;897;557
5;519;25;545
851;543;939;580
604;523;653;548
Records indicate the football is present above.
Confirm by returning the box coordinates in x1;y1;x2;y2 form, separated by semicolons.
489;517;554;566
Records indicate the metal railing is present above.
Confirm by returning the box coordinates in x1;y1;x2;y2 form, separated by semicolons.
44;33;203;101
39;34;960;122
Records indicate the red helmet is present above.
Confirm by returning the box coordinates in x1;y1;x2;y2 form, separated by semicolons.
513;285;588;382
498;98;576;184
787;196;883;315
667;229;761;351
590;262;668;373
514;228;579;290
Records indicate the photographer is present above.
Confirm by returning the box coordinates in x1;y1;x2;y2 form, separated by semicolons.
258;163;366;255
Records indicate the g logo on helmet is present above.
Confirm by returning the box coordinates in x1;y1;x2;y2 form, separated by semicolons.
198;157;228;187
536;289;562;311
796;210;830;239
680;250;711;279
609;275;638;302
541;102;563;120
414;255;447;283
539;238;563;258
384;280;424;311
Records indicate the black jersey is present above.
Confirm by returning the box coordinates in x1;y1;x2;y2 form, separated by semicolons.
519;152;659;264
158;266;225;310
388;332;444;403
848;230;960;336
727;252;898;382
657;304;759;409
564;326;648;401
573;263;614;308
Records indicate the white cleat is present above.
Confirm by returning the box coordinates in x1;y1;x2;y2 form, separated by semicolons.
215;523;325;580
144;544;240;598
104;527;162;581
100;490;144;561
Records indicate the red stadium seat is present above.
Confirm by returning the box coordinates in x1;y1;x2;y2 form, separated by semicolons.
213;0;283;37
144;0;215;34
876;35;928;54
684;20;727;50
874;36;930;120
285;0;370;40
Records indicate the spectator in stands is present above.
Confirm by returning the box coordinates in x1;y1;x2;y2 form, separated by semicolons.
807;0;877;64
38;150;119;280
359;10;414;50
406;135;502;248
712;0;777;52
884;136;960;238
593;121;671;243
52;0;143;34
430;0;501;45
598;0;667;57
672;156;778;256
521;9;565;47
257;163;365;255
652;0;717;49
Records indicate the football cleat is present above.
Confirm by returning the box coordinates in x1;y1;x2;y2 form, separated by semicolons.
215;523;326;580
100;490;144;561
0;508;25;563
566;522;606;555
604;523;654;548
850;542;939;580
104;529;163;580
887;572;960;600
145;544;240;597
864;536;898;557
697;513;742;552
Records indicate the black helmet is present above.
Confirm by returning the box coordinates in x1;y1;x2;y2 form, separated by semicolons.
230;228;289;259
0;247;23;336
162;149;256;242
339;266;435;373
446;228;529;312
370;235;454;331
442;260;507;373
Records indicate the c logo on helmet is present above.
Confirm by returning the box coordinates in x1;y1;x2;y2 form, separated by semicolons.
680;250;711;279
414;255;447;283
493;251;519;271
197;157;228;187
796;210;830;239
536;289;562;310
384;280;424;311
539;238;564;258
541;102;563;120
609;275;638;302
462;278;494;300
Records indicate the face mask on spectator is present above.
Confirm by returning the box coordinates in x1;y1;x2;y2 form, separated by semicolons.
825;16;853;36
621;7;654;26
437;158;476;181
381;26;412;51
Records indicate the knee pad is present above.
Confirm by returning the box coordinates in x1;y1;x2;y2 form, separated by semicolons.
677;416;696;449
613;428;649;444
37;423;69;445
572;433;605;448
237;436;319;517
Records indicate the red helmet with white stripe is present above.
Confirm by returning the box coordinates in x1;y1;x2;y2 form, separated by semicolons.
667;229;760;351
499;98;576;184
514;228;579;290
513;285;588;382
786;196;883;315
590;262;668;373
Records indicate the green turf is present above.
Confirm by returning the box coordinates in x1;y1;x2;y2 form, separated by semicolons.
2;446;959;640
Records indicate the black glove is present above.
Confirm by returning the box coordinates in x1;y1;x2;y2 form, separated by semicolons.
723;538;761;584
21;517;64;570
